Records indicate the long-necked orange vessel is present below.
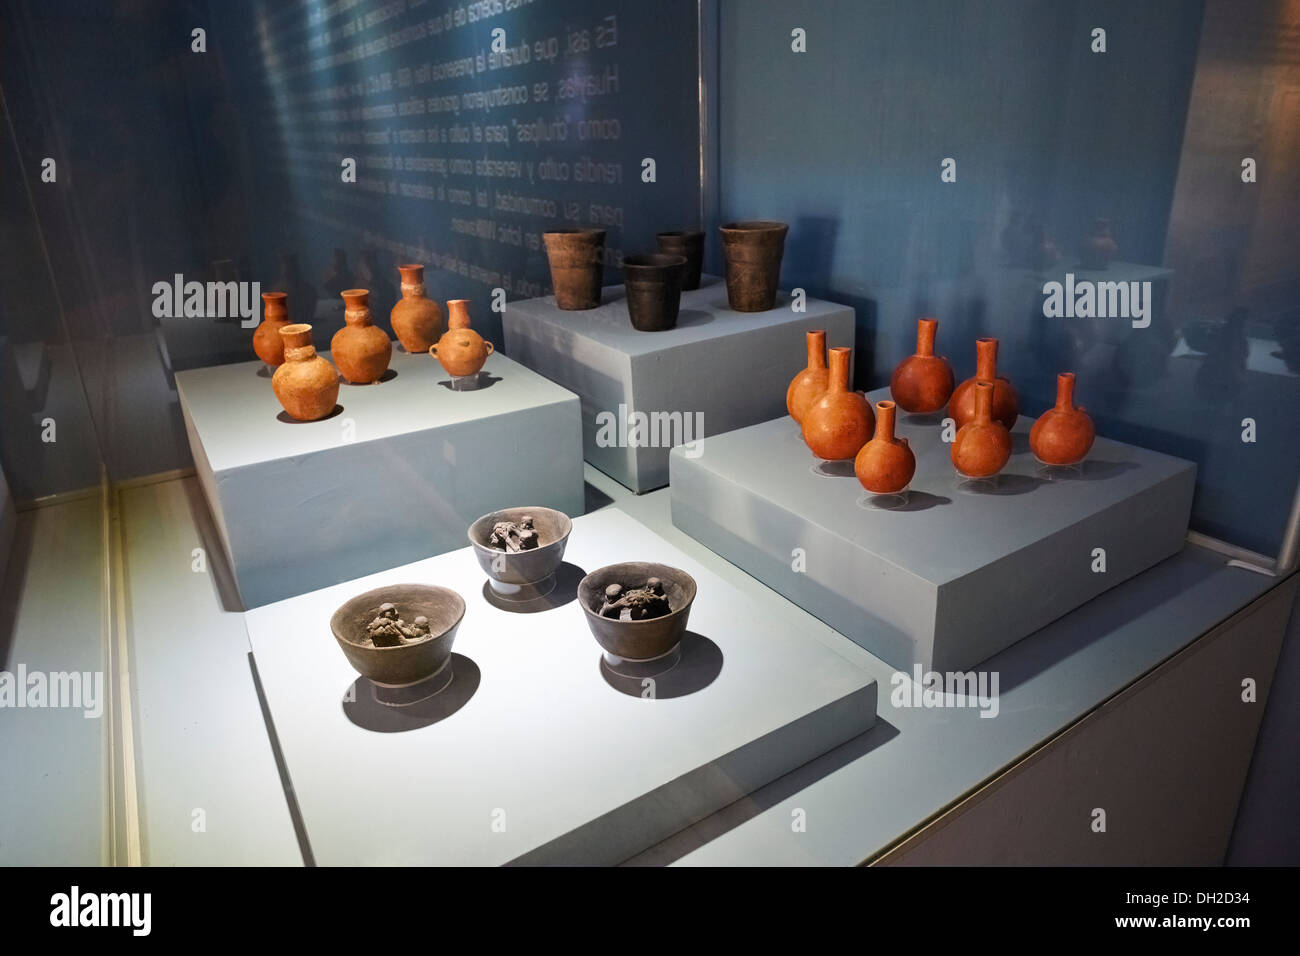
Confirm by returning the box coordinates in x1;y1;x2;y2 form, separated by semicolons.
890;317;954;413
1030;372;1095;465
855;400;915;494
786;329;829;424
951;380;1011;478
802;346;874;461
950;337;1018;430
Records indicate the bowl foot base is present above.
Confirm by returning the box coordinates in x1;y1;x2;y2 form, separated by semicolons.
602;643;682;679
487;572;557;602
369;660;454;707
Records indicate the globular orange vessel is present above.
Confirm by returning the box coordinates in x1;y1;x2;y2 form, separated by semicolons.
390;264;442;354
950;337;1018;430
890;317;954;414
1030;372;1095;465
430;299;494;378
855;400;915;494
786;329;829;424
803;346;874;461
252;291;292;366
331;290;392;384
272;324;340;421
951;381;1012;478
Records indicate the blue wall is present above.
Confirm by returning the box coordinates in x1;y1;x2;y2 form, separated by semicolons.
224;0;702;346
717;0;1300;555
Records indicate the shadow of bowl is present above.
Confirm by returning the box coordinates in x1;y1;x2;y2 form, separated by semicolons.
342;653;481;732
598;631;723;699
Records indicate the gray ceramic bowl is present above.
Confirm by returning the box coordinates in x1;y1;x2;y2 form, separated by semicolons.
468;507;572;600
330;584;465;687
577;562;697;663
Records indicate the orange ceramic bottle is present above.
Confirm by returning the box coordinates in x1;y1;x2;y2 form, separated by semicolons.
253;291;292;366
786;329;829;424
951;381;1012;478
1030;372;1095;465
802;346;874;461
431;299;494;378
273;324;340;421
390;264;443;354
950;337;1019;430
331;290;392;384
890;317;955;413
855;400;915;494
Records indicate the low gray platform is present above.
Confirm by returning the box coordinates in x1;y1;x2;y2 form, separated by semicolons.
245;507;878;866
670;389;1196;671
503;277;855;493
177;349;584;608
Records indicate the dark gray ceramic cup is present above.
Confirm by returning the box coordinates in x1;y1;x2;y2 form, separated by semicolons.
468;506;572;601
623;254;687;332
578;562;697;673
330;584;465;704
655;230;705;290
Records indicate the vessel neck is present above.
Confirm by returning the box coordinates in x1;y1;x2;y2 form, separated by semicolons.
1056;372;1076;410
916;318;937;357
447;299;471;330
827;347;852;392
876;401;897;441
975;338;999;382
398;266;426;298
261;294;287;321
806;329;827;369
342;291;370;325
973;381;994;423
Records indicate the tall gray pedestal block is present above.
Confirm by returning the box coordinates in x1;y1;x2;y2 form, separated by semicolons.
504;277;855;493
177;350;584;608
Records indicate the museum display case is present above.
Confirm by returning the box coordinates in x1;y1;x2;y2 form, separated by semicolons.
1;0;1298;875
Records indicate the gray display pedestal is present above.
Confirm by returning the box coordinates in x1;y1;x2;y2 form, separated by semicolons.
245;507;878;866
503;277;855;493
177;349;584;608
670;390;1196;671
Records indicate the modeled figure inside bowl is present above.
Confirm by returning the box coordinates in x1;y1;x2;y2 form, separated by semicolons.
365;603;432;647
488;515;539;553
599;578;672;621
